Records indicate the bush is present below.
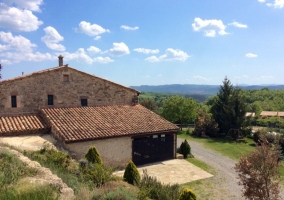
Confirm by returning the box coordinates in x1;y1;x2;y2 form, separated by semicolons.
100;187;137;200
138;170;180;200
85;146;102;165
179;188;197;200
38;144;70;168
178;139;191;158
123;160;140;185
80;162;115;187
192;115;219;137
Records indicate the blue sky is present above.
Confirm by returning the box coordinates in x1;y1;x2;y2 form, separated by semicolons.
0;0;284;86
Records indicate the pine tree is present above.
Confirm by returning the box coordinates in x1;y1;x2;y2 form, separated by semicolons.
85;146;102;164
211;77;247;135
123;160;141;185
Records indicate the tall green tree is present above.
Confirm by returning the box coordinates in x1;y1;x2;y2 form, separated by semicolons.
211;77;247;134
140;99;158;113
161;96;198;124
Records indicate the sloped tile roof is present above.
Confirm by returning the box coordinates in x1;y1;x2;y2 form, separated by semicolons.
41;104;179;143
278;112;284;117
0;115;48;135
260;111;278;117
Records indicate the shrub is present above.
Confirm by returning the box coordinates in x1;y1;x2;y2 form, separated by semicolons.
80;162;115;187
123;160;140;185
138;170;180;200
100;187;137;200
179;188;197;200
192;115;219;137
38;144;70;168
178;139;191;158
85;146;102;165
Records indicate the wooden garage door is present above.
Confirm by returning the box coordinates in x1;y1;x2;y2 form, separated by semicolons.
132;134;174;166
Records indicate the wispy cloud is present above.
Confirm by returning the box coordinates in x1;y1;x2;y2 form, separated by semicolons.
245;53;258;58
145;48;189;62
193;76;211;81
133;48;159;54
228;22;248;28
120;25;139;31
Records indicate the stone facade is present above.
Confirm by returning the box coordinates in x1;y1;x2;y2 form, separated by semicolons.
65;137;132;167
0;66;139;116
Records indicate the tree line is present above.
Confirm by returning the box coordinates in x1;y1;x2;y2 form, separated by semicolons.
140;77;284;134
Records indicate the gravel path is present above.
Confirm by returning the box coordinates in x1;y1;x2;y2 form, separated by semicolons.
177;138;284;200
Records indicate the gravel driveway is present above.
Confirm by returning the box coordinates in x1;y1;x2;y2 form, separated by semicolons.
177;138;284;200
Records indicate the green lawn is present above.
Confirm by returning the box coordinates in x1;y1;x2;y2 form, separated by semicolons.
178;131;284;184
178;131;256;161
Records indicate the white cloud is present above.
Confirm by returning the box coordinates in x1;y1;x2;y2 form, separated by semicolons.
41;26;65;51
108;42;130;56
145;56;160;62
120;25;139;31
94;36;101;40
260;75;274;79
145;48;189;62
93;56;114;64
87;46;101;54
192;17;228;37
133;48;159;54
0;31;36;52
193;76;211;81
0;3;43;32
63;48;94;64
0;51;54;64
266;0;284;8
258;0;265;2
228;22;248;28
0;31;58;64
76;21;110;38
245;53;258;58
0;59;12;65
3;0;43;12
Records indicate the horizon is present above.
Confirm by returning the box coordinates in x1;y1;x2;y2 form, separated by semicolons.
0;0;284;87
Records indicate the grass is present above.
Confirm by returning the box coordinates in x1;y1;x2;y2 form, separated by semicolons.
0;148;59;200
186;157;215;175
178;131;256;161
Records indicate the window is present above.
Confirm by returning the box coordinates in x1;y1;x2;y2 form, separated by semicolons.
48;95;54;105
81;99;88;106
63;74;69;82
11;95;17;108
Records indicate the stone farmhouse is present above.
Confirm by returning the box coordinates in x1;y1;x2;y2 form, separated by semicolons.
0;56;179;167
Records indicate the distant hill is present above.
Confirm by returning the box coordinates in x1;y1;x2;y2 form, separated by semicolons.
130;84;284;96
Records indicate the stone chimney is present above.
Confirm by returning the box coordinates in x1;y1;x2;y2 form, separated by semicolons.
58;55;64;66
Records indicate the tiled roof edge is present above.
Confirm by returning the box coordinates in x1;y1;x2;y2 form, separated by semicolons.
64;129;179;143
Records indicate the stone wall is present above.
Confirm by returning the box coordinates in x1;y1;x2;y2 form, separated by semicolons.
65;137;132;168
0;66;138;116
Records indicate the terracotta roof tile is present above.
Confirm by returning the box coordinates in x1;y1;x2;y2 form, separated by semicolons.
260;111;278;117
41;104;179;142
0;115;48;135
278;112;284;117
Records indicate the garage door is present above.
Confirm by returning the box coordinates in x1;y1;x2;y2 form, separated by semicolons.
132;134;174;166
